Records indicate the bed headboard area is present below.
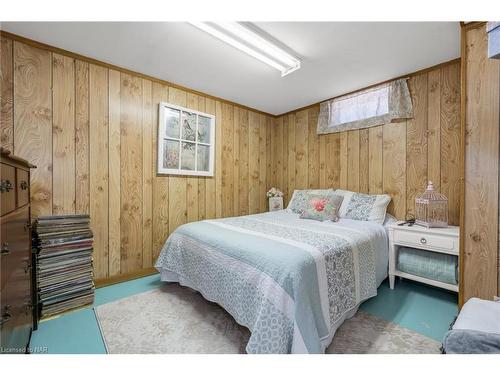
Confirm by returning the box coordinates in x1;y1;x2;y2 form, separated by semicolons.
270;60;461;225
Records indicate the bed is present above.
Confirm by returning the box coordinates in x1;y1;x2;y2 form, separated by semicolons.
155;210;392;354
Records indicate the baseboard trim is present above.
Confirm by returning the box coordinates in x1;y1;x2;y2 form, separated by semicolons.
95;267;158;288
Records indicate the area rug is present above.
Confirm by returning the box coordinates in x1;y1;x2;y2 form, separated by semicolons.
94;284;441;354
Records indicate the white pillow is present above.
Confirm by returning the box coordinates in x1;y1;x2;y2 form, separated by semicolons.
336;189;391;224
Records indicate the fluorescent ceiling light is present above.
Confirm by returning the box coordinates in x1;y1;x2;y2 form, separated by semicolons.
189;22;301;77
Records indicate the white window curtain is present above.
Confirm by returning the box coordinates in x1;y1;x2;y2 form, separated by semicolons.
317;78;413;134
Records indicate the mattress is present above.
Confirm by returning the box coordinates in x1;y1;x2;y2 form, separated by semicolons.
155;210;390;353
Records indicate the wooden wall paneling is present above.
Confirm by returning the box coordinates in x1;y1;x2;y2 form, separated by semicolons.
152;82;169;259
406;73;428;219
168;87;188;232
266;117;272;200
282;115;289;203
5;35;279;284
347;130;360;192
294;110;308;189
221;102;234;217
108;70;121;276
275;117;284;197
186;92;200;223
441;63;461;225
427;68;441;191
89;64;109;279
308;108;320;188
383;121;407;219
274;62;460;225
1;37;14;151
13;42;52;218
319;133;326;188
75;60;90;214
270;117;277;189
233;107;241;215
52;53;76;214
271;117;277;190
463;25;499;301
239;109;249;216
325;133;340;188
339;132;348;189
359;129;369;193
142;79;153;267
368;126;383;194
197;96;207;220
120;73;143;274
215;100;223;218
248;111;260;214
287;114;296;198
259;114;267;211
204;98;216;219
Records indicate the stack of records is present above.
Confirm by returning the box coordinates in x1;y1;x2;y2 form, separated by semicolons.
33;214;94;319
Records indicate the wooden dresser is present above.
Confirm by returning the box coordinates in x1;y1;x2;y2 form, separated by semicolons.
1;148;35;354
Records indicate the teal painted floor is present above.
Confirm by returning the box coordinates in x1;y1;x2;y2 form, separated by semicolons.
29;275;457;354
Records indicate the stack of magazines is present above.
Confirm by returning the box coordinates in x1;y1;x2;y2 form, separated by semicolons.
33;214;94;319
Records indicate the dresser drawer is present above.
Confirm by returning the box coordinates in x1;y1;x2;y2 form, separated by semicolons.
1;207;31;287
0;206;32;353
1;163;16;215
393;230;458;253
16;169;29;207
1;286;32;353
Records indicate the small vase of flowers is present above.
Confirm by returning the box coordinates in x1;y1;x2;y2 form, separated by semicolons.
267;187;284;212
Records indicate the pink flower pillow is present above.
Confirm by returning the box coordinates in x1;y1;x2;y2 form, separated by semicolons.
300;194;344;222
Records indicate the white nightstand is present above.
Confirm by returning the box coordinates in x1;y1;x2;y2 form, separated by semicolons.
388;223;460;292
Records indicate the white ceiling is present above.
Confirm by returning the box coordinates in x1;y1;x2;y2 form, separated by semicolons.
1;22;460;115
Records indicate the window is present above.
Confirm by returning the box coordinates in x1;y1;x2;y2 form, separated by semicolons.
317;78;413;135
157;102;215;176
329;85;389;126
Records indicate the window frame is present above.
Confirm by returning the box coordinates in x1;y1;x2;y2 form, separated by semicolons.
157;102;216;177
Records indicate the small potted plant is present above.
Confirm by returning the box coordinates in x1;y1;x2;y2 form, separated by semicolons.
266;187;284;211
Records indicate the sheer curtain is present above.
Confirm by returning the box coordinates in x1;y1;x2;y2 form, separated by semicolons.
317;78;413;134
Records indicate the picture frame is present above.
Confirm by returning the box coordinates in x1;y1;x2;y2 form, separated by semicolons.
269;197;284;212
157;102;216;176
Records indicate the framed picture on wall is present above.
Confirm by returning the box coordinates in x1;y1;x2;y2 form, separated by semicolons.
157;102;216;176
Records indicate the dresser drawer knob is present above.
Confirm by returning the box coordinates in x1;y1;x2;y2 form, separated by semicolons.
24;260;32;273
420;237;427;244
24;301;33;315
1;242;10;255
0;305;12;326
0;179;13;193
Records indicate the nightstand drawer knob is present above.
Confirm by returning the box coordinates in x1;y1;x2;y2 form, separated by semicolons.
420;237;427;244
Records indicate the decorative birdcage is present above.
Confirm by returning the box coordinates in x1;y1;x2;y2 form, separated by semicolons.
415;181;448;228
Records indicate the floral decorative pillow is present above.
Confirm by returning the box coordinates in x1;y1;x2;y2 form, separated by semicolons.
336;189;391;224
299;194;344;222
287;189;336;214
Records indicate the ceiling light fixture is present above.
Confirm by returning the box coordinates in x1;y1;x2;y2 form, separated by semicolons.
189;22;301;77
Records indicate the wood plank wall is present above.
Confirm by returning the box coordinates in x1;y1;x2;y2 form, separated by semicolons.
271;61;461;224
462;24;500;301
0;36;274;281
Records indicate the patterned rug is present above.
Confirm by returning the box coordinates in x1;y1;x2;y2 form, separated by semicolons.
94;284;441;354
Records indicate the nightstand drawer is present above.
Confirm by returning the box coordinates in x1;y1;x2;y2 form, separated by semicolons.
394;230;457;252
